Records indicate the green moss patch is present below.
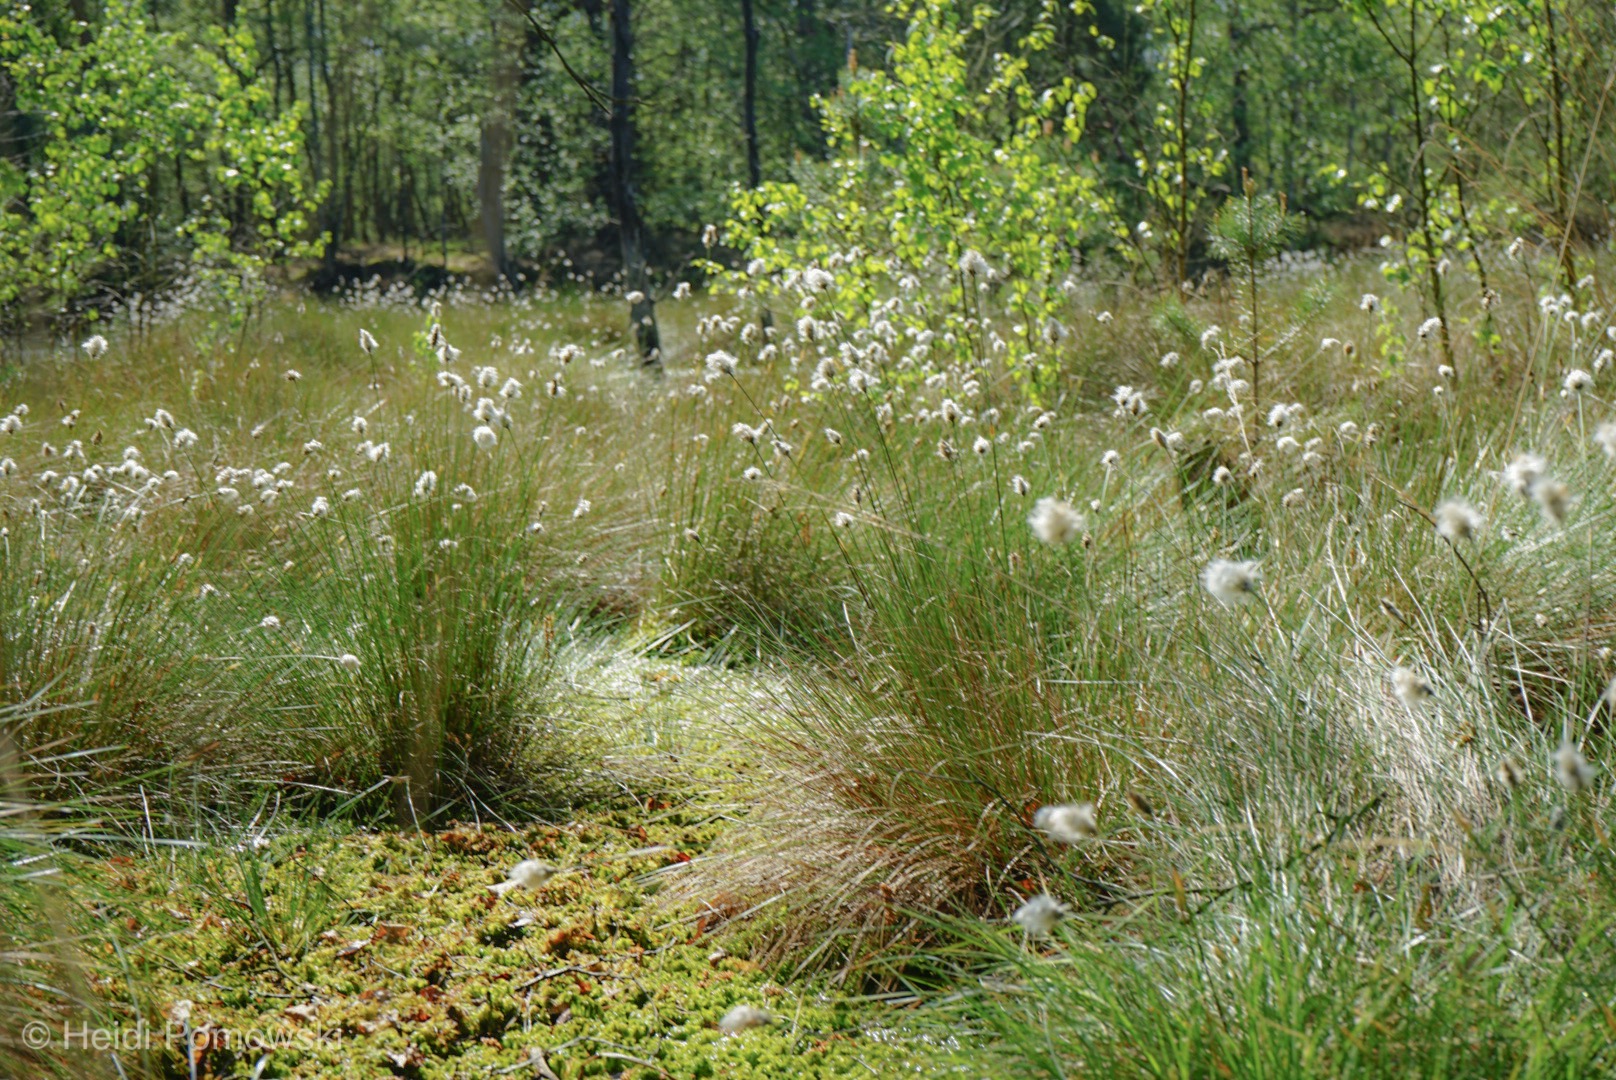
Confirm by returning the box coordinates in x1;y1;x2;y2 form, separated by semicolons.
95;807;962;1078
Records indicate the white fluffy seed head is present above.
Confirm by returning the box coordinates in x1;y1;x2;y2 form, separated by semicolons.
1502;453;1545;498
1028;497;1083;546
1390;666;1433;709
472;425;498;450
1563;368;1594;393
1535;479;1571;524
1595;421;1616;459
489;859;559;896
1202;559;1260;605
1033;802;1098;844
1012;893;1069;938
718;1004;772;1035
1433;499;1483;543
1554;741;1595;793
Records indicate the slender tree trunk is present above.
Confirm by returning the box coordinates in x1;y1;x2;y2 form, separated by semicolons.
791;0;826;150
1173;0;1198;292
742;0;762;189
316;0;343;268
1402;0;1452;369
263;0;283;113
1542;0;1575;287
479;5;518;281
609;0;661;369
223;0;239;27
302;0;333;271
1229;2;1251;181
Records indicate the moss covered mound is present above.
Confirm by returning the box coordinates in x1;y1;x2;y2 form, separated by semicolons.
99;808;960;1078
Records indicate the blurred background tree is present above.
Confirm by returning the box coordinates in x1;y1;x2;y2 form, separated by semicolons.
2;0;1614;321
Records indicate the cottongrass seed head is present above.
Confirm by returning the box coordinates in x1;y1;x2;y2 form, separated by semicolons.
1535;478;1571;524
1390;666;1434;709
489;859;560;897
719;1005;772;1035
1034;802;1099;844
1502;452;1546;498
1012;893;1069;938
1202;559;1260;605
1028;497;1083;546
1433;499;1483;543
1596;420;1616;459
1554;740;1596;793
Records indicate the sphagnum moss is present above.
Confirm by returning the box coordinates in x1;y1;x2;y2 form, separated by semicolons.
105;810;965;1079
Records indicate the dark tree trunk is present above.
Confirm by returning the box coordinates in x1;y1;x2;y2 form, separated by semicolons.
302;0;335;272
1229;3;1251;182
223;0;240;27
263;0;284;112
742;0;762;188
609;0;660;369
791;0;826;149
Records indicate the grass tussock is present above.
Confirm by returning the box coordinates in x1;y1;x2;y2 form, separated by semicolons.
6;245;1616;1071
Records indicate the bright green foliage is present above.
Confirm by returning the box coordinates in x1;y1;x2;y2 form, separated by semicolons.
0;1;321;323
717;0;1116;388
1131;0;1223;288
106;800;958;1077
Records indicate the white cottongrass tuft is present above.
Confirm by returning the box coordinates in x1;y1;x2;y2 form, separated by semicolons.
1033;802;1098;844
958;249;992;277
1554;741;1595;793
1597;421;1616;459
414;470;438;498
339;653;361;673
1535;479;1571;524
705;351;738;378
1202;559;1260;605
473;425;498;450
489;859;560;897
1390;666;1433;710
82;334;109;360
719;1004;772;1035
359;328;378;354
1011;474;1030;496
1027;497;1083;546
310;496;331;518
1012;893;1069;938
1433;499;1482;543
1563;368;1594;394
1501;452;1546;498
259;615;281;630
